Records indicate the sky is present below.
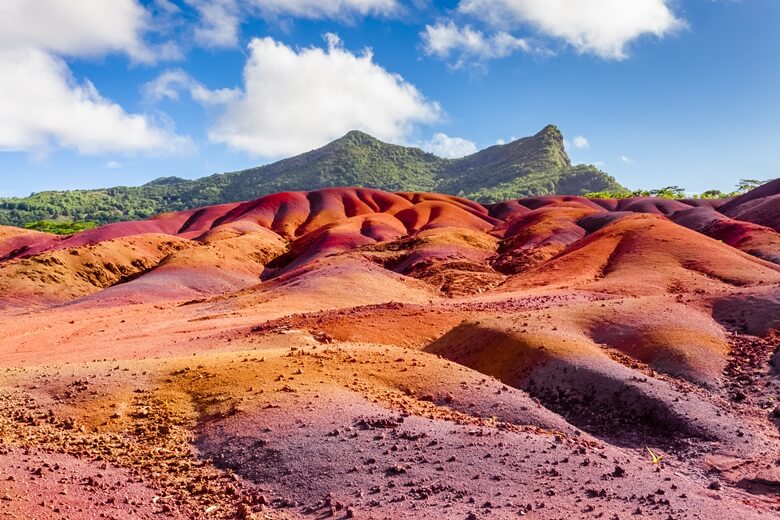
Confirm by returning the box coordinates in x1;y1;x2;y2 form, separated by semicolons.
0;0;778;197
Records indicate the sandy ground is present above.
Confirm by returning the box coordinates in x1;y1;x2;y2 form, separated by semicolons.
0;186;779;518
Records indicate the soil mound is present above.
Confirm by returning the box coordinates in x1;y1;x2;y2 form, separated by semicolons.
1;185;779;518
501;213;780;295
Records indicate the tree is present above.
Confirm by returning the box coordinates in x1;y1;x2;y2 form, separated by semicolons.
736;179;764;194
699;190;725;199
649;186;686;198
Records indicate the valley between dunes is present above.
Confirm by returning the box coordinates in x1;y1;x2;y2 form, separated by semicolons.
0;183;779;519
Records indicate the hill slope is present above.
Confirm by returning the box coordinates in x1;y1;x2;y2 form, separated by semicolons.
0;125;623;226
0;185;779;518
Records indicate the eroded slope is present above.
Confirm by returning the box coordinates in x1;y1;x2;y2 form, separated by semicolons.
0;183;779;519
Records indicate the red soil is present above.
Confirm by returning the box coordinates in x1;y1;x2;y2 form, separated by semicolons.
0;184;779;519
720;178;780;231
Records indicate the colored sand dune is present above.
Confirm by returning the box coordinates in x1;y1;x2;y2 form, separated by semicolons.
0;182;779;519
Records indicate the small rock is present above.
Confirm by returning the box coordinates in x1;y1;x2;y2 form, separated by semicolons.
236;503;252;520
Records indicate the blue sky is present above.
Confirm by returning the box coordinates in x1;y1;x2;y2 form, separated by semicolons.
0;0;778;197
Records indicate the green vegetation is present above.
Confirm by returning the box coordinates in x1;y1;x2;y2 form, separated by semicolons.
23;220;98;235
585;186;685;199
1;126;768;229
698;190;726;199
584;179;768;200
0;125;624;227
440;126;624;202
735;179;765;193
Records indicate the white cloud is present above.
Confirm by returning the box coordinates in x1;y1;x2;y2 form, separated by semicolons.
0;1;188;158
458;0;685;59
185;0;242;48
572;135;590;149
620;155;634;164
422;133;478;158
143;69;191;102
190;83;242;106
0;0;170;63
421;21;538;67
186;0;400;48
0;48;191;156
154;0;181;14
496;139;506;145
143;69;240;105
207;35;441;157
104;161;122;169
252;0;400;18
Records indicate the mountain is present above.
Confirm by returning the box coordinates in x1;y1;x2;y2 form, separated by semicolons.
0;125;623;226
437;125;620;201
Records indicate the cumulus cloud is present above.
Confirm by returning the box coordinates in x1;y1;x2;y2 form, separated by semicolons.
185;0;242;48
422;133;478;158
0;0;175;63
187;0;400;48
421;21;539;68
458;0;685;59
143;69;241;105
0;0;189;157
0;48;191;156
207;35;440;157
572;135;590;149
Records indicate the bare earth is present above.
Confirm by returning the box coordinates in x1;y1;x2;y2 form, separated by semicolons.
0;183;779;519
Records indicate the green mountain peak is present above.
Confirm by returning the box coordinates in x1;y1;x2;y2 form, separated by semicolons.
337;129;378;142
0;125;625;226
536;123;563;137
